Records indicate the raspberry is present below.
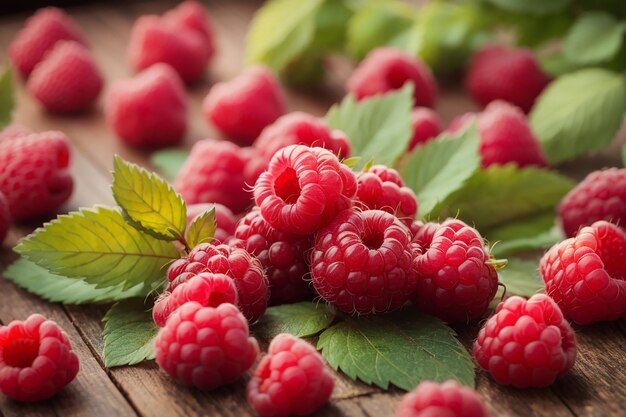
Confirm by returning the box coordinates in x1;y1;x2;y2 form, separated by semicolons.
408;107;442;151
355;164;418;226
105;63;187;148
346;47;438;108
254;112;351;160
155;302;258;390
410;220;440;251
466;44;551;113
0;131;73;221
202;66;287;146
411;219;498;324
186;203;237;244
166;243;269;322
9;7;86;77
0;124;33;141
163;1;215;52
247;333;333;417
539;221;626;325
174;139;256;214
393;380;489;417
0;191;10;244
473;294;577;388
0;314;79;402
153;272;238;327
27;41;103;114
558;168;626;237
445;112;477;136
311;209;417;314
232;209;312;305
254;145;357;235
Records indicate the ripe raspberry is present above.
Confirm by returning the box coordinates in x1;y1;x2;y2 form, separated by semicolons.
540;221;626;325
166;243;269;322
411;219;498;324
410;220;440;251
232;209;312;305
254;112;351;160
0;314;79;402
9;7;86;77
202;66;287;146
393;380;489;417
355;164;418;226
473;294;577;388
155;302;258;390
163;1;215;52
558;168;626;237
408;107;442;151
0;124;33;141
186;203;237;244
247;333;333;417
27;41;103;114
174;139;256;214
0;131;73;221
0;191;10;244
254;145;357;235
105;63;187;148
466;44;551;113
346;47;438;108
311;209;417;314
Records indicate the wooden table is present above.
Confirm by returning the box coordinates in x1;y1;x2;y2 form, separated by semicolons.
0;1;624;416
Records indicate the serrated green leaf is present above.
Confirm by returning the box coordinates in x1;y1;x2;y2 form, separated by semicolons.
15;206;179;290
4;258;149;304
317;311;474;390
530;69;626;164
401;124;481;217
327;84;413;170
487;0;571;15
186;207;216;248
489;212;564;257
103;299;157;367
498;258;544;297
563;12;626;65
112;156;186;241
0;66;14;129
150;149;188;181
253;302;334;341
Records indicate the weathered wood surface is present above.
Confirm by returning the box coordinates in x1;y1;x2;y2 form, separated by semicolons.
0;1;624;416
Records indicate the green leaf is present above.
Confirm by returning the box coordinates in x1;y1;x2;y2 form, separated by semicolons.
4;258;149;304
401;124;481;217
317;311;474;390
15;206;179;291
253;302;334;341
0;66;14;129
112;156;186;241
326;84;413;170
150;149;188;181
102;299;157;367
498;258;544;297
487;0;571;15
563;12;626;65
489;212;563;257
530;69;626;164
185;207;216;248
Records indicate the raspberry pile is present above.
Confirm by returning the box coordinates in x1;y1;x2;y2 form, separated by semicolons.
393;380;489;417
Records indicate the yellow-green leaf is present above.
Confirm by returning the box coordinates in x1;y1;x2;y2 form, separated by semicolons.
186;207;216;248
0;66;14;129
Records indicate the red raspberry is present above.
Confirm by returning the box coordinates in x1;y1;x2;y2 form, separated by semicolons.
153;272;238;327
174;139;257;214
410;220;440;251
0;124;33;141
411;219;498;324
254;145;357;235
232;209;312;305
473;294;577;388
254;112;351;160
186;203;237;244
202;66;287;146
155;302;258;390
0;131;73;221
0;314;79;402
163;1;215;54
393;380;489;417
9;7;86;77
166;243;269;322
105;63;187;148
466;44;551;113
355;164;418;226
247;333;333;417
408;107;442;151
0;191;9;244
311;209;417;314
27;41;103;114
558;168;626;237
540;221;626;325
346;47;438;108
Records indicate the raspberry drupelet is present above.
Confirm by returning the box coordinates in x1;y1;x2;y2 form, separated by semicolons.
393;380;490;417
